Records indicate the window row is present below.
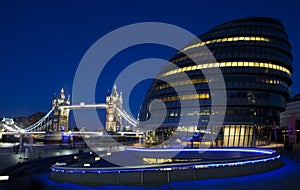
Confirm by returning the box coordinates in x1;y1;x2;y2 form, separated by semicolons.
210;26;288;41
180;36;270;52
172;45;291;65
160;93;210;102
161;61;291;77
154;76;288;94
154;78;209;91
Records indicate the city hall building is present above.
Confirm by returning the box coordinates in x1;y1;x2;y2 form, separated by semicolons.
138;17;293;147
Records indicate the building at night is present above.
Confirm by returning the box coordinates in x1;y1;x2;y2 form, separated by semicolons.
280;94;300;145
138;17;293;147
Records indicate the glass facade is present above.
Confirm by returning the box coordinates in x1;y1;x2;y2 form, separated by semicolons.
138;17;293;147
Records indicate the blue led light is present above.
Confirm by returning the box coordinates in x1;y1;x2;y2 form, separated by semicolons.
126;148;275;154
51;155;280;174
50;148;280;176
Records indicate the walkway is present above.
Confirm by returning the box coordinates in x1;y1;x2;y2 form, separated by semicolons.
0;142;89;170
0;144;300;189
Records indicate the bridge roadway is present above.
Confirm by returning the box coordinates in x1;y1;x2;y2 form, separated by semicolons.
58;103;108;110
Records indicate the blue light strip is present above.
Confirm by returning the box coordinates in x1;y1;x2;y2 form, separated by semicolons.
126;148;275;154
193;155;280;168
51;155;280;174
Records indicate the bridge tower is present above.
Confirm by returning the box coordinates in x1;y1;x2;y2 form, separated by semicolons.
106;84;123;132
51;88;70;132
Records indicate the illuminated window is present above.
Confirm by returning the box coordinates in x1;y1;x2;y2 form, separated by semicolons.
180;36;270;52
220;62;226;67
226;62;232;67
161;93;210;102
161;61;291;77
208;63;214;68
155;78;210;91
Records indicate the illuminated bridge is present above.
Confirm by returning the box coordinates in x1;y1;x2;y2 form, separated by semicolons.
0;86;139;150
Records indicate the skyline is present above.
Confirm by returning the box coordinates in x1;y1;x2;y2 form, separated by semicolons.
0;0;299;118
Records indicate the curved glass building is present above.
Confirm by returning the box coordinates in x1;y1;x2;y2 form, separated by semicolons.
138;17;293;147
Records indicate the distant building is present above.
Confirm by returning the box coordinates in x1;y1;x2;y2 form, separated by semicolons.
280;94;300;145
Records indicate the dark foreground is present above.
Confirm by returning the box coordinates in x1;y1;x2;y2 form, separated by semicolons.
0;148;300;190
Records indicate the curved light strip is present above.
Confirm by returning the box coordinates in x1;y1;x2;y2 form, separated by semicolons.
126;147;275;154
180;36;270;52
162;61;291;77
51;154;280;174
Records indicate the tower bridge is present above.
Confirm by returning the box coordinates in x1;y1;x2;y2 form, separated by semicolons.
0;85;138;136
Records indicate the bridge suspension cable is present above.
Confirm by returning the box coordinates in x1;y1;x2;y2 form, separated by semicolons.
59;103;108;110
115;107;137;127
24;109;53;132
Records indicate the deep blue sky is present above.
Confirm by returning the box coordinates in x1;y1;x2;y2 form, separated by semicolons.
0;0;299;118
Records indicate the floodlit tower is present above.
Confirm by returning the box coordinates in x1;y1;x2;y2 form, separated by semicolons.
51;88;70;132
106;84;123;132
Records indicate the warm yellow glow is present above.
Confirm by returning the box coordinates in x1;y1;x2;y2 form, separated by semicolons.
161;61;291;77
181;36;270;52
155;78;209;90
143;158;172;164
261;78;287;87
160;93;210;102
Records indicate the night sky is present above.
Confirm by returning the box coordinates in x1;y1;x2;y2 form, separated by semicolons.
0;0;299;118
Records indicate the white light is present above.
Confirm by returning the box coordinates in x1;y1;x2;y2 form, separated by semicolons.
95;157;100;161
55;162;66;166
107;152;111;156
0;176;9;181
84;163;90;167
